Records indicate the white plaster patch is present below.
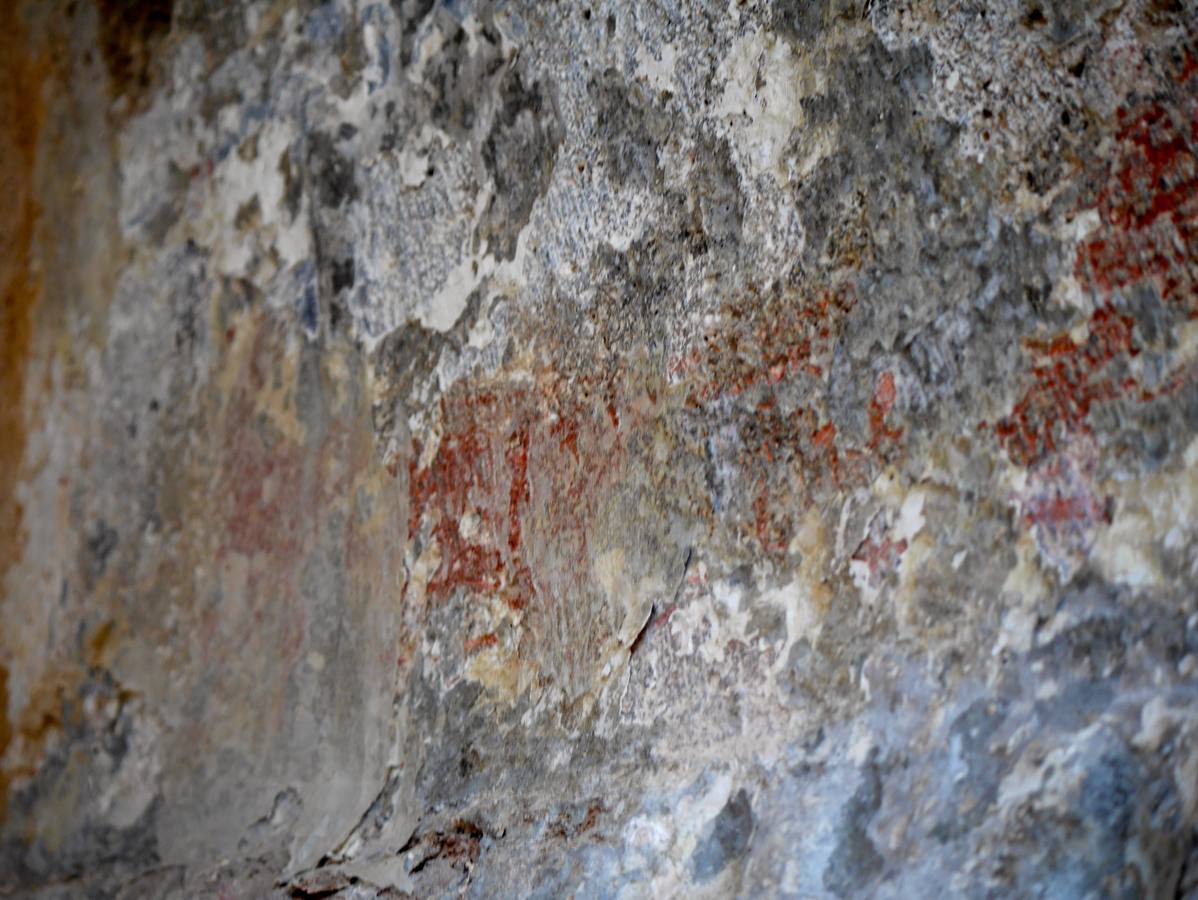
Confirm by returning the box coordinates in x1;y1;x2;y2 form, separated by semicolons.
715;30;814;182
636;42;678;93
1090;437;1198;589
207;118;313;279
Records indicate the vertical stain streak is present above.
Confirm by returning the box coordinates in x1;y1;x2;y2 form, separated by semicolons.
0;1;49;818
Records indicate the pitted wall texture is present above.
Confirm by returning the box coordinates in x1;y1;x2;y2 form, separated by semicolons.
3;1;1198;897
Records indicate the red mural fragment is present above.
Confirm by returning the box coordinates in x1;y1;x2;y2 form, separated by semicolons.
464;633;499;655
991;307;1137;468
675;286;854;405
869;371;902;449
403;378;626;612
674;283;912;556
852;533;908;585
1079;59;1198;314
989;53;1197;470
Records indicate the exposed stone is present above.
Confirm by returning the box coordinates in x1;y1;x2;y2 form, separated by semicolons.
2;0;1198;897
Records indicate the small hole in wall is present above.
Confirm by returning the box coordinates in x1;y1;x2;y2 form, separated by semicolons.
583;8;591;20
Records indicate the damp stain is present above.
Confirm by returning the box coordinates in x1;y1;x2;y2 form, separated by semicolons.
95;0;173;108
0;3;48;603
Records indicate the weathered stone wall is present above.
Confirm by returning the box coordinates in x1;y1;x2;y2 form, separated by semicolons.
2;1;1198;897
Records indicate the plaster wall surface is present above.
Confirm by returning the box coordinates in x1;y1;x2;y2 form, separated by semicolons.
2;1;1198;897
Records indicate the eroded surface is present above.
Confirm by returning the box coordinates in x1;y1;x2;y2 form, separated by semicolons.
2;0;1198;897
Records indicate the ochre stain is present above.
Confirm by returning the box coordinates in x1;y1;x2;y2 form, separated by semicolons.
464;633;499;655
0;2;50;821
0;3;48;587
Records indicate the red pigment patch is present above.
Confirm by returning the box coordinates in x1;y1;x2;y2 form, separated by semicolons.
405;378;627;612
990;306;1137;467
1077;55;1198;313
408;392;509;601
677;283;906;555
852;533;908;585
1082;84;1198;313
991;53;1198;469
674;285;854;404
464;633;498;655
1017;441;1108;578
868;371;902;449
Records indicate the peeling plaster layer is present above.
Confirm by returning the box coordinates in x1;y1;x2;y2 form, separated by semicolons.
3;1;1198;898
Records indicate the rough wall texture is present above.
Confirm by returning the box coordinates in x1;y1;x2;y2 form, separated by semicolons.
3;0;1198;897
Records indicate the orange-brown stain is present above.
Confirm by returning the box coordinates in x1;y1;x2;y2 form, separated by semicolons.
0;3;48;591
0;2;50;820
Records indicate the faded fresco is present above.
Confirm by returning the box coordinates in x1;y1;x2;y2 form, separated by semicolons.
2;1;1198;897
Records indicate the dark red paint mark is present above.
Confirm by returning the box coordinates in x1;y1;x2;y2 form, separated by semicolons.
506;424;531;553
868;371;902;449
404;379;631;618
1078;58;1198;314
992;306;1137;467
852;533;908;582
464;633;498;655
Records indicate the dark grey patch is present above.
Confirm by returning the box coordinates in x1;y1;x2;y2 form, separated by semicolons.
396;0;438;69
773;0;862;42
1034;679;1114;733
307;131;358;209
823;761;883;897
1080;751;1140;859
591;68;665;190
1032;598;1128;683
299;283;319;335
295;339;330;437
478;69;563;260
142;161;190;243
369;289;483;462
331;257;355;293
688;136;743;256
746;602;785;644
691;788;754;882
422;16;506;137
993;731;1153;898
0;670;161;894
86;519;119;583
932;698;1009;842
579;192;705;370
278;145;303;222
411;655;489;813
305;130;362;336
